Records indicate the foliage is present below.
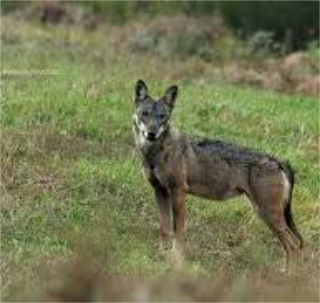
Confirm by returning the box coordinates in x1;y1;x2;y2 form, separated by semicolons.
70;0;138;23
0;0;25;13
247;31;280;55
0;0;217;22
219;1;319;51
123;16;216;61
147;1;217;16
73;1;217;21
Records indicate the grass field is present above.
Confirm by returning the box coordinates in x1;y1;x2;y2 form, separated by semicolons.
1;17;319;301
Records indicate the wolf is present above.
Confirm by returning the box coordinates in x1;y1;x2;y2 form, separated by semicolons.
132;79;303;268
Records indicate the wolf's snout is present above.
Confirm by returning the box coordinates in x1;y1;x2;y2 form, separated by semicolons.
147;132;157;141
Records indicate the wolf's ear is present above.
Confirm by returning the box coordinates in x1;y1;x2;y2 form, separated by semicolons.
163;85;178;110
134;79;148;104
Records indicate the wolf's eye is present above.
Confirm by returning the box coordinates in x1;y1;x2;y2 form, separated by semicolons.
142;111;149;117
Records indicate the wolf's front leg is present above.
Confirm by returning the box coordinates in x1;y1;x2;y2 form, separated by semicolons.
154;187;173;250
172;189;186;258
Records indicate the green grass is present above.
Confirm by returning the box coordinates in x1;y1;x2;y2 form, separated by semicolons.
1;17;319;301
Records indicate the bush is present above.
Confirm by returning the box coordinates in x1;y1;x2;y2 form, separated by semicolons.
69;1;216;23
68;1;139;23
0;0;25;13
124;16;216;61
247;31;280;55
149;0;216;15
0;0;217;22
219;1;319;51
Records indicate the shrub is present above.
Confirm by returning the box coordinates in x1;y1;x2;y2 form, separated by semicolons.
149;0;216;15
0;0;25;13
247;31;281;55
68;1;139;23
1;1;217;20
124;16;216;61
68;1;216;23
219;1;319;51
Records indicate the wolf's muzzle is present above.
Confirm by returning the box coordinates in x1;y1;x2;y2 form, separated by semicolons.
147;132;157;141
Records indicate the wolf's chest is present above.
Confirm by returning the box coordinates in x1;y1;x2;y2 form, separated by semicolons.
145;162;171;189
144;153;184;190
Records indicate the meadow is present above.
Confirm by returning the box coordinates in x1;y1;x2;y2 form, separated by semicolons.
1;15;319;301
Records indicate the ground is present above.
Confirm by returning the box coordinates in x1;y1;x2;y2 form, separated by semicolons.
1;16;319;301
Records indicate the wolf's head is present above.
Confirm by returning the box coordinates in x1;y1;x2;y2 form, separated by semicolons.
133;80;178;144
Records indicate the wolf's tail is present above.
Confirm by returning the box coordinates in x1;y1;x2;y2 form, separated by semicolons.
281;161;304;249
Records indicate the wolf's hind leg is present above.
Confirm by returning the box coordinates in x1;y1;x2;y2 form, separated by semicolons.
251;179;301;272
261;213;301;273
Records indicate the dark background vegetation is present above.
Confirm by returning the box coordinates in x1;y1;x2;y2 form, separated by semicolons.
3;0;319;50
2;0;319;96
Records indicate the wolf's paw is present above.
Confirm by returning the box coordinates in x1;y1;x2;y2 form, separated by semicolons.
171;240;185;268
